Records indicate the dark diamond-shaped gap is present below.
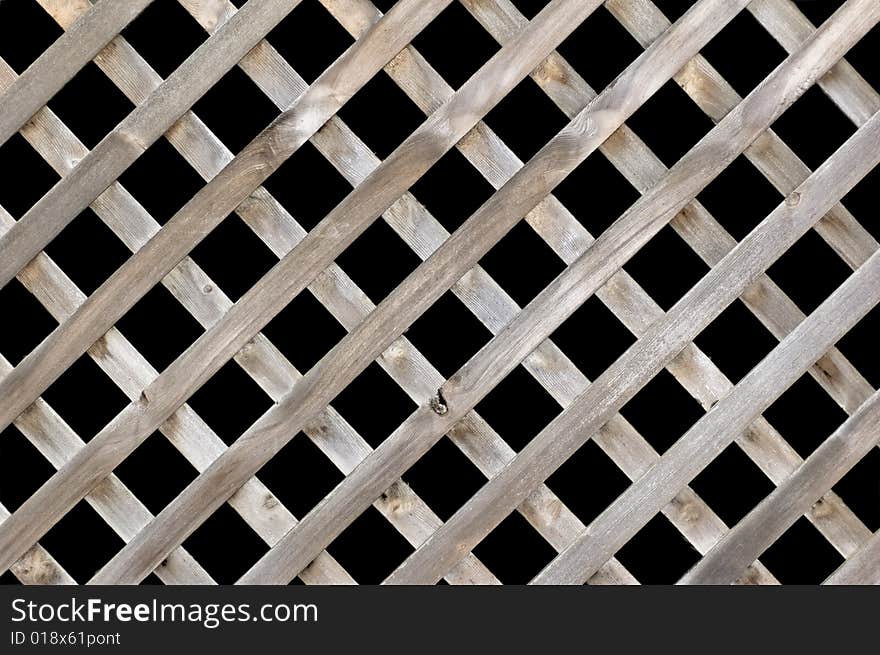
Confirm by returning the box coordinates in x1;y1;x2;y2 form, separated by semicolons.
120;0;207;78
411;2;500;90
839;163;880;245
410;147;495;234
256;430;345;520
191;65;279;153
550;294;636;382
266;0;353;84
626;79;715;167
764;374;849;459
508;0;552;20
701;10;787;98
113;431;198;516
263;140;352;232
837;304;880;390
484;77;568;161
42;354;130;439
695;153;782;241
190;215;277;302
188;359;274;446
694;300;777;384
331;362;416;449
479;220;566;307
689;443;775;527
115;283;204;372
615;513;701;584
403;435;487;521
1;570;22;585
473;511;557;584
555;149;641;239
620;369;704;455
117;137;205;225
41;500;125;583
0;133;61;218
546;439;631;527
832;448;880;532
47;62;133;148
760;516;844;583
473;365;561;453
0;424;55;513
0;278;57;366
335;69;425;159
405;291;492;378
790;0;846;26
336;218;421;303
0;0;62;71
327;506;413;583
624;224;710;310
182;503;268;584
141;573;163;585
43;207;130;295
770;85;857;171
846;21;880;95
649;0;697;23
261;289;346;373
766;230;853;314
557;5;644;93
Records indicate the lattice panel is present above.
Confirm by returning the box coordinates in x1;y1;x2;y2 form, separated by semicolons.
0;0;878;585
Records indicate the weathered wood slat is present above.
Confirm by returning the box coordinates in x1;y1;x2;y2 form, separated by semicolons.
452;0;874;557
0;0;154;147
395;107;880;584
240;0;877;585
81;0;625;586
680;389;880;584
229;0;757;585
0;0;306;293
0;501;74;585
534;243;880;584
24;0;628;586
826;530;880;585
0;0;452;442
0;0;875;587
0;0;593;580
0;49;495;586
0;58;359;585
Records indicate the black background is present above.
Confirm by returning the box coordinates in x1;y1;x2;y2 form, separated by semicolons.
0;0;878;585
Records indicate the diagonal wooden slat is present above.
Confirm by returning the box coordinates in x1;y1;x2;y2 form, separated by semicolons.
0;2;612;584
0;52;497;586
22;0;635;586
239;0;878;585
826;530;880;585
0;0;876;587
83;0;751;585
534;244;880;584
0;501;75;585
680;388;880;584
0;0;306;292
0;0;154;147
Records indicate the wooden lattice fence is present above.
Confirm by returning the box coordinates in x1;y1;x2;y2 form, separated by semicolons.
0;0;878;584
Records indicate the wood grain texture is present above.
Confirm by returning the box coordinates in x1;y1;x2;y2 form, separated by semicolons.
381;1;880;584
236;0;756;585
0;0;461;579
0;0;306;293
826;530;880;585
8;0;627;585
0;0;876;586
534;244;880;584
86;0;618;585
680;389;880;584
0;0;154;147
